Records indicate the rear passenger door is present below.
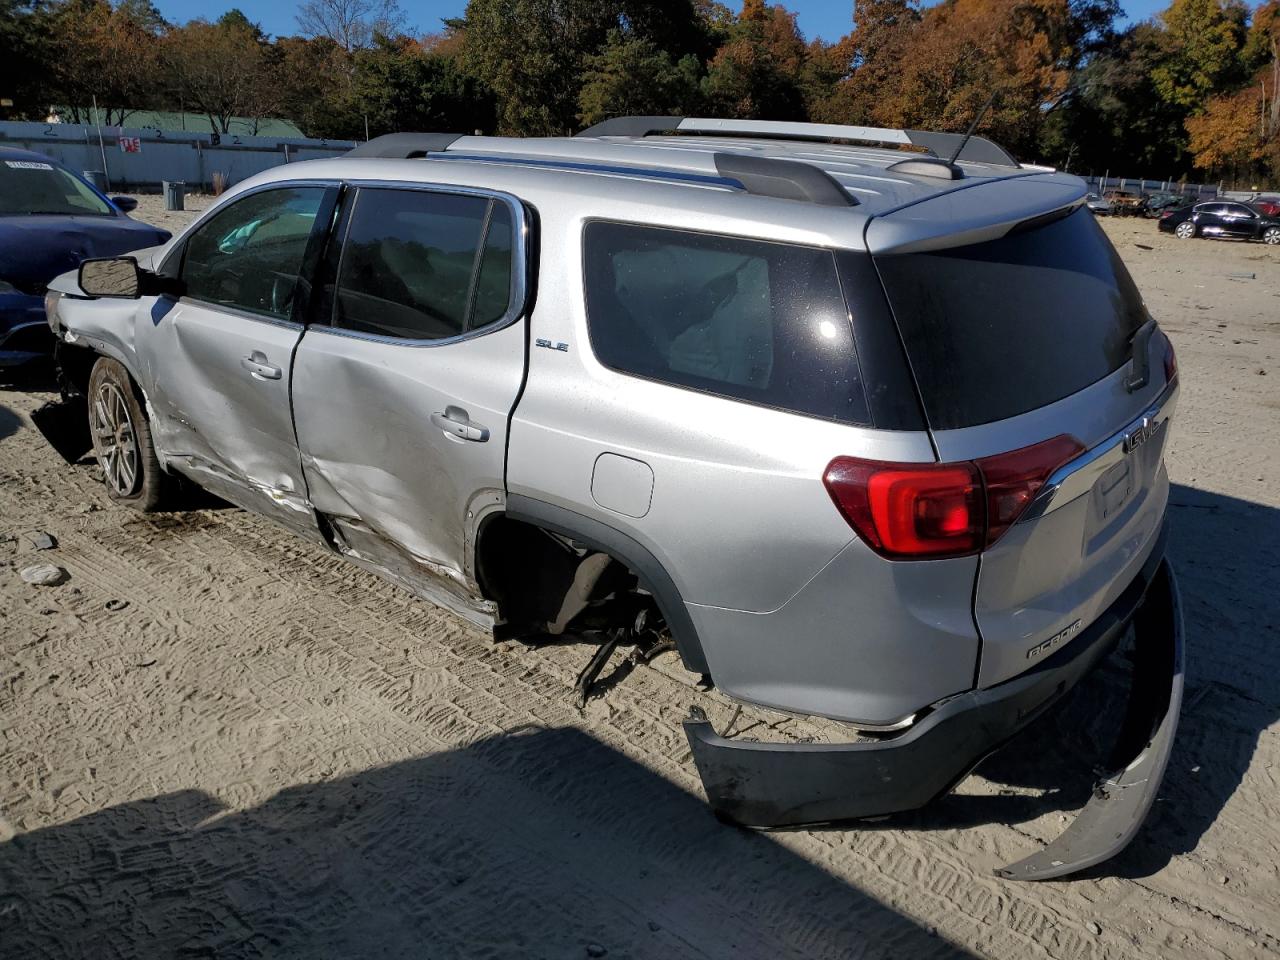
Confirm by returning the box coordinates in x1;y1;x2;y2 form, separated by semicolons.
1219;202;1260;238
291;184;527;614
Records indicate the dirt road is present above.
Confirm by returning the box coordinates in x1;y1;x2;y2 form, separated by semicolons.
1;204;1278;959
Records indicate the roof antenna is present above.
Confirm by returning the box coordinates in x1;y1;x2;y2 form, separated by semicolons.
886;90;1000;180
946;90;999;166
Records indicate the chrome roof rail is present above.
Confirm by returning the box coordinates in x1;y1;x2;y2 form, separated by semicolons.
576;116;1020;168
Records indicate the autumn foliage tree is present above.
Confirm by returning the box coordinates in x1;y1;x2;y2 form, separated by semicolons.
48;0;166;125
4;0;1279;185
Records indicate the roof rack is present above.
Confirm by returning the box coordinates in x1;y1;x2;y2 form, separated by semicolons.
575;116;1019;168
346;131;857;207
347;132;463;158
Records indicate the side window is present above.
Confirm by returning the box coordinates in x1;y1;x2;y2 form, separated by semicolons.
333;188;515;341
181;187;326;320
583;221;869;425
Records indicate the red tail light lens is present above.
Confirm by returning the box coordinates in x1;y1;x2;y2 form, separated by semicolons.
825;459;982;557
824;434;1084;559
974;435;1085;546
1163;335;1177;382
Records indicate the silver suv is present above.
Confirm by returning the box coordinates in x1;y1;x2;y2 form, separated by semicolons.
44;117;1183;880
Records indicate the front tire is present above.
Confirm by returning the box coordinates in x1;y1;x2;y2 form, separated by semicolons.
1174;222;1196;239
87;357;168;511
1263;227;1280;245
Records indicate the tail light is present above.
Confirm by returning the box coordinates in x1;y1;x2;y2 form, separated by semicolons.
824;434;1085;559
1160;210;1173;219
1163;335;1177;382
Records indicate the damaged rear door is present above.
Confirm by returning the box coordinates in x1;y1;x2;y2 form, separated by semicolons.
140;183;338;537
290;183;527;625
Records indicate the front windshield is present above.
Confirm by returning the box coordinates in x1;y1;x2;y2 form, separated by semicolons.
0;158;113;216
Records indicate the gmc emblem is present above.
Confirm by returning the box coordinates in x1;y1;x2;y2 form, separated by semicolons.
1123;416;1158;454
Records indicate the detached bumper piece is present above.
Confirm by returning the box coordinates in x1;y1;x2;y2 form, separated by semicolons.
683;553;1183;881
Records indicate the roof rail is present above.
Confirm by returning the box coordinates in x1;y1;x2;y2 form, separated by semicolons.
713;154;855;206
347;132;463;158
576;116;1019;167
343;129;857;206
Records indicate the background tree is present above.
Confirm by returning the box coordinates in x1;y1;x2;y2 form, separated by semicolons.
1040;23;1192;173
701;0;808;119
162;15;278;133
1187;81;1266;171
295;0;405;52
1151;0;1249;109
47;0;166;125
578;30;703;125
0;0;55;120
353;35;496;136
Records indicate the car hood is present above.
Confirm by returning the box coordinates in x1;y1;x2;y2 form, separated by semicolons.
0;215;171;292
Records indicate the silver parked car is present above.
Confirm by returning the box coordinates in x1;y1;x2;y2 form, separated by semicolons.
44;118;1183;879
1085;191;1112;215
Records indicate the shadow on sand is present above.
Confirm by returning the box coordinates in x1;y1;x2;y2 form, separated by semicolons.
0;726;974;959
0;478;1273;956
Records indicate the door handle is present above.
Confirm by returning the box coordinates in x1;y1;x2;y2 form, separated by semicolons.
431;406;489;442
241;351;282;381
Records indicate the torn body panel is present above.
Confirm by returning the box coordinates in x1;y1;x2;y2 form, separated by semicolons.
682;545;1181;880
325;514;498;630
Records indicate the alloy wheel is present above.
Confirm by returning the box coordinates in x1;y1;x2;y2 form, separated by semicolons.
1175;222;1195;239
1264;227;1280;245
91;381;140;496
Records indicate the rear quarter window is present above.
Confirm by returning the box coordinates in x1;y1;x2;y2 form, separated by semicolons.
874;206;1148;429
583;221;869;425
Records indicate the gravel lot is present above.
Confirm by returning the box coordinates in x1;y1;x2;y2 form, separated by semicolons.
1;199;1278;959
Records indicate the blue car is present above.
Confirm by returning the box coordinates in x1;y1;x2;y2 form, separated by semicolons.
1;146;171;368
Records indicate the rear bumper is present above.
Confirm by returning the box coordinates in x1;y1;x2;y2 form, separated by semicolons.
683;541;1183;879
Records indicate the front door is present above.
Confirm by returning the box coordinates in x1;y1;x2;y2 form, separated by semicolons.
139;183;336;538
291;184;527;621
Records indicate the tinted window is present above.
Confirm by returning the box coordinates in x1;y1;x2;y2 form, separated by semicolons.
334;189;514;340
875;207;1148;429
182;187;325;320
0;158;112;217
584;222;869;424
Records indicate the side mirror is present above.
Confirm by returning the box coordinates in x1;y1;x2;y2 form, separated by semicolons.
110;195;138;213
79;257;142;299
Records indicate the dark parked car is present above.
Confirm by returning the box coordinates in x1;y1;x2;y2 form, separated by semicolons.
1158;199;1280;243
0;146;170;368
1141;192;1187;217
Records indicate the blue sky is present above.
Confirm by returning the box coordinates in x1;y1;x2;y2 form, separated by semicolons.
151;0;1174;41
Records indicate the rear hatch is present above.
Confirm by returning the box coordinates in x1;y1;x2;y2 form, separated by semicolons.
868;176;1177;687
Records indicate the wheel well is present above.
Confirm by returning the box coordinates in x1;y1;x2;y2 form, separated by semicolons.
54;341;99;399
475;503;710;676
475;514;641;639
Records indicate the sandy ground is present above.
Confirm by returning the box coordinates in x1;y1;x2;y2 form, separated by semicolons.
1;200;1278;959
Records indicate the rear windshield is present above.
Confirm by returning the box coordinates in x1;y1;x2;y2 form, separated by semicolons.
875;207;1147;429
584;221;869;424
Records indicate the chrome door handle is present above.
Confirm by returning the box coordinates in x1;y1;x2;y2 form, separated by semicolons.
431;406;489;442
241;351;282;380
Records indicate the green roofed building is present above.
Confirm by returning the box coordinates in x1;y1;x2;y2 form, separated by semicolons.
51;108;306;140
